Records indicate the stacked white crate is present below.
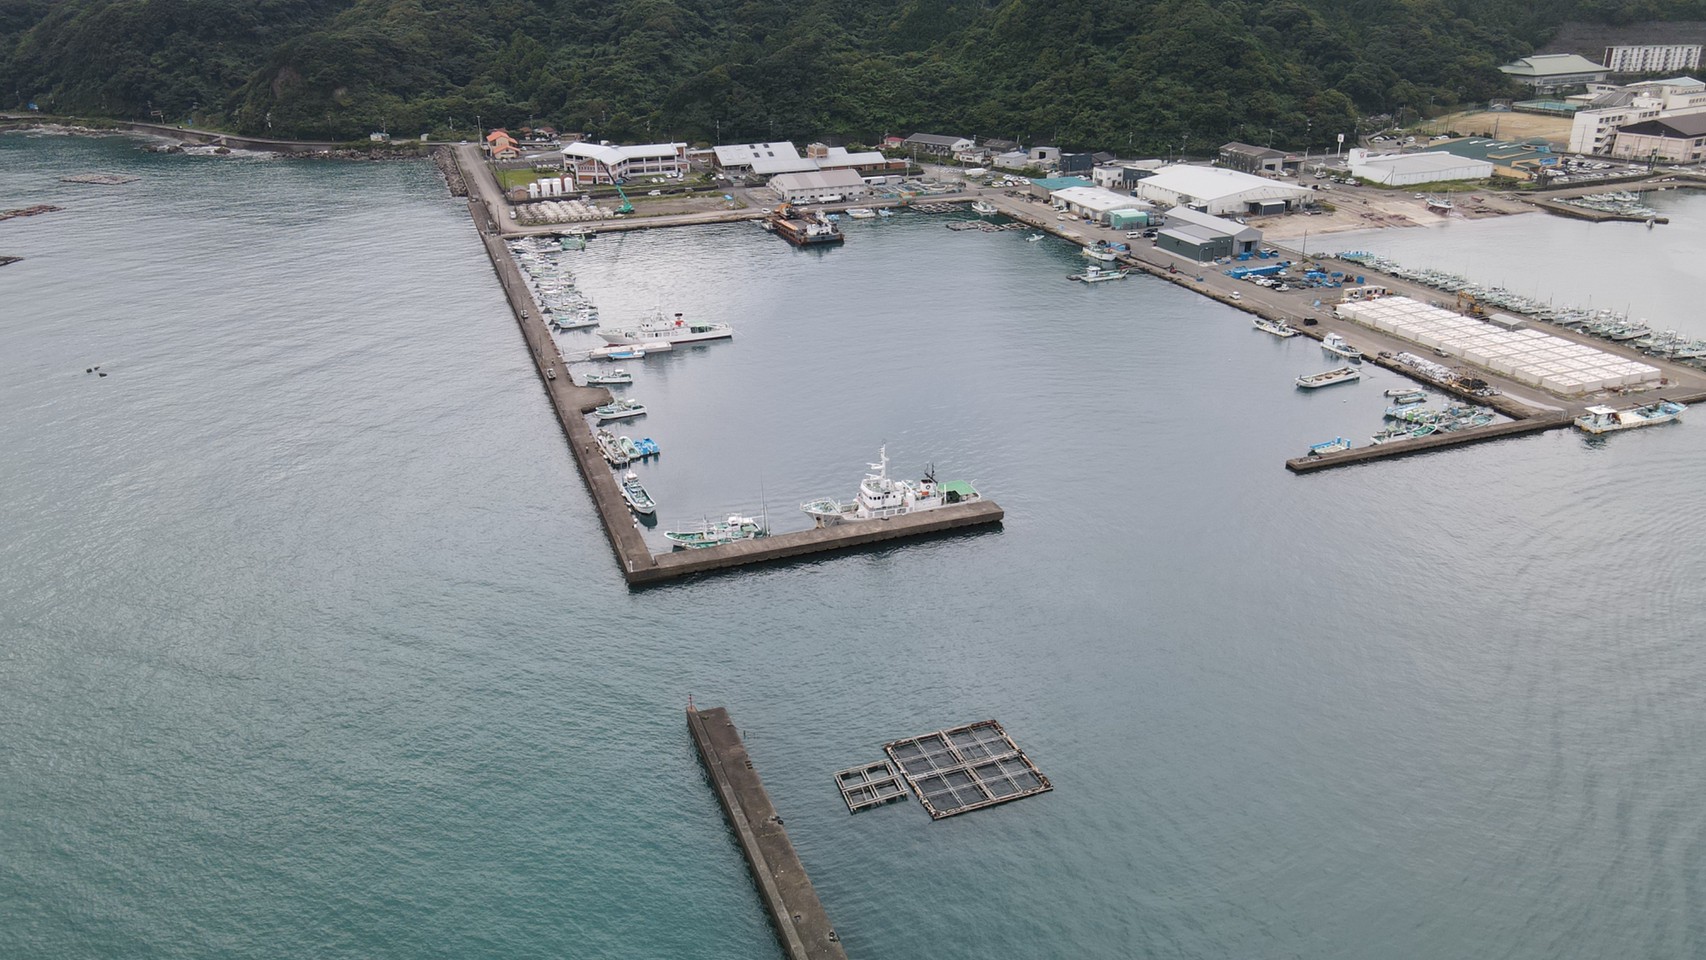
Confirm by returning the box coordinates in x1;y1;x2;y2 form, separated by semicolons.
1330;295;1659;394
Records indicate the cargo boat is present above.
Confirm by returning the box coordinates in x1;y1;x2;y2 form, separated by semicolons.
767;203;844;247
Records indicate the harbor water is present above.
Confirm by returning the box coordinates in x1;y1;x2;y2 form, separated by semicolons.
4;132;1706;959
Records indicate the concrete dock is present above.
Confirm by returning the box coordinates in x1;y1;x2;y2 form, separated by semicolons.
688;706;849;960
453;145;1003;583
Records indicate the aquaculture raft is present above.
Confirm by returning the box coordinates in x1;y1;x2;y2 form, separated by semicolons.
884;720;1051;819
833;760;910;813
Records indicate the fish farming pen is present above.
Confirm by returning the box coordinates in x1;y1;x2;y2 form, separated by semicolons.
833;761;910;813
884;720;1052;820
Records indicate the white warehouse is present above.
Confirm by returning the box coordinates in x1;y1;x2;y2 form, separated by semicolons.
1347;149;1494;186
768;168;869;204
1131;165;1311;216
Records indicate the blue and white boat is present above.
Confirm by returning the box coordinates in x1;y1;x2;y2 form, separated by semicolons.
1308;437;1352;455
632;437;660;457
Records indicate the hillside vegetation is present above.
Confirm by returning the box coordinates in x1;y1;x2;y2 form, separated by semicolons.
4;0;1706;150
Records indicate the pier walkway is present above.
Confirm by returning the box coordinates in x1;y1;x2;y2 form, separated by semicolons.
454;145;1002;582
688;706;849;960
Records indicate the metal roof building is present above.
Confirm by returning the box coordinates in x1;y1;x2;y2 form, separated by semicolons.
768;168;869;204
1499;54;1610;91
1132;165;1310;216
1348;150;1495;186
1049;186;1148;223
712;142;815;176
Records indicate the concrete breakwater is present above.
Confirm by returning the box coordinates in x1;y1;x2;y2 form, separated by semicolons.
688;706;850;960
453;146;1003;583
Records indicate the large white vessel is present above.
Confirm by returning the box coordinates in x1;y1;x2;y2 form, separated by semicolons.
801;447;981;526
599;311;734;345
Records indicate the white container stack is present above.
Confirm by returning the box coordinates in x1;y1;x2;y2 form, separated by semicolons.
1334;296;1659;395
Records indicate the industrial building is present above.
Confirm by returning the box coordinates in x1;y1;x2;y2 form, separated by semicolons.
1132;165;1311;216
1049;186;1150;224
1499;54;1611;91
1566;77;1706;153
1609;112;1706;160
712;141;897;179
1336;296;1658;395
1154;206;1262;262
1217;141;1291;174
1605;44;1702;74
712;142;815;177
902;133;974;156
1093;160;1163;189
1023;175;1092;200
1347;149;1494;185
562;141;689;185
768;168;869;204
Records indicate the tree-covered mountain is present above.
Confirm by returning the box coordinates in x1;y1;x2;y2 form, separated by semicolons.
4;0;1705;151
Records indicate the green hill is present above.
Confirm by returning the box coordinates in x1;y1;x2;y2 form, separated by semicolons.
4;0;1706;151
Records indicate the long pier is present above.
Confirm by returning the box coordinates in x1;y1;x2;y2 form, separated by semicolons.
688;706;849;960
452;146;1002;583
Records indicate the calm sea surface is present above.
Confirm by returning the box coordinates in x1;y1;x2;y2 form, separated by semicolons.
4;133;1705;959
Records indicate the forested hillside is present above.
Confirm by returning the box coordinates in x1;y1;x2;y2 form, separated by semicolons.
4;0;1706;150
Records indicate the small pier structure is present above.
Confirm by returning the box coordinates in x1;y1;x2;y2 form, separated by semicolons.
688;705;849;960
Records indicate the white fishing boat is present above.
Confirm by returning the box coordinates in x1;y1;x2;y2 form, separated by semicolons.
620;471;656;515
594;398;647;421
971;200;999;216
1573;400;1686;434
1321;332;1364;361
1253;317;1297;338
1026;233;1045;242
1295;366;1361;389
1070;265;1129;283
594;429;629;466
598;311;734;345
550;310;599;331
800;447;981;527
845;207;877;219
1081;244;1118;262
663;514;769;549
583;369;633;385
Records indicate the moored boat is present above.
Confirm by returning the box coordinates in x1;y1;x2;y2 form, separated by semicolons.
595;429;629;466
1321;332;1364;361
594;398;648;421
632;436;660;457
1070;265;1129;283
591;345;646;360
1026;233;1045;242
846;207;877;219
583;369;633;385
1573;399;1686;434
617;436;642;460
1295;366;1361;389
1081;243;1118;262
663;514;769;549
1308;437;1352;455
1253;317;1297;338
599;311;733;345
620;471;656;515
971;200;999;215
801;447;981;526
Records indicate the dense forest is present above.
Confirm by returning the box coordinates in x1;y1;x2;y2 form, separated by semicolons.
4;0;1706;151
